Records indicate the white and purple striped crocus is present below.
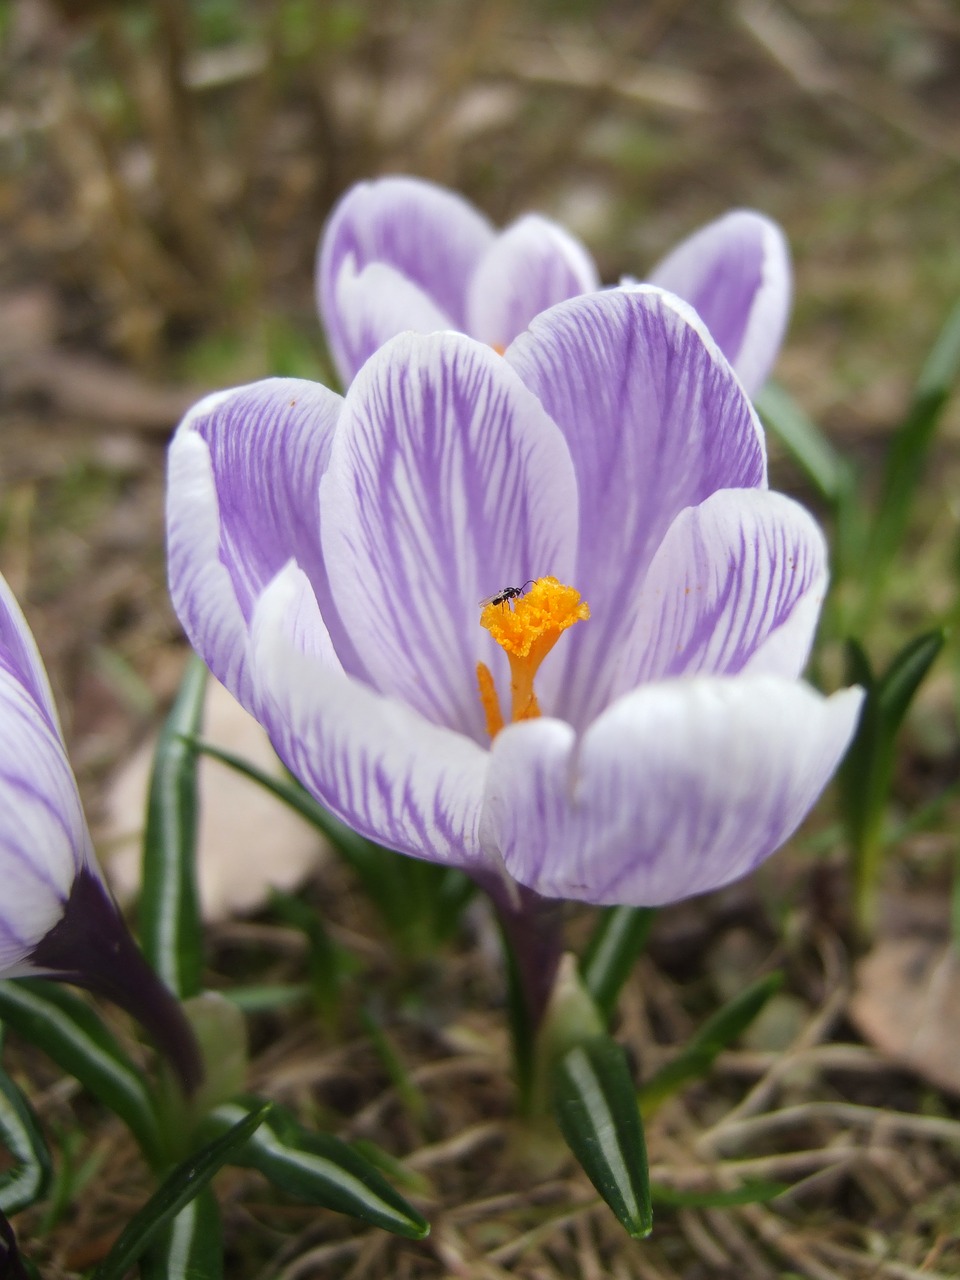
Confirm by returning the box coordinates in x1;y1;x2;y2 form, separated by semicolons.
317;174;791;395
167;284;861;910
0;576;200;1089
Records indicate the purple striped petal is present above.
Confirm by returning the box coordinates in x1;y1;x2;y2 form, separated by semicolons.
167;378;348;707
484;677;863;906
318;176;495;384
0;667;92;976
612;489;827;699
251;563;490;866
506;286;766;729
320;331;579;742
647;210;791;395
0;575;62;739
466;214;600;350
325;261;452;383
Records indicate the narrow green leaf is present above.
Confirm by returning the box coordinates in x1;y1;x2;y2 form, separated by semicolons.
140;1188;222;1280
0;981;161;1166
206;1099;429;1239
141;657;208;1000
755;380;852;505
867;297;960;593
0;1063;51;1214
580;907;655;1023
840;630;945;936
92;1105;270;1280
651;1178;785;1207
551;1036;652;1239
639;972;784;1112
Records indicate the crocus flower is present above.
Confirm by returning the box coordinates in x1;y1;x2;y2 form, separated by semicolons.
317;174;790;395
0;574;201;1090
168;285;860;910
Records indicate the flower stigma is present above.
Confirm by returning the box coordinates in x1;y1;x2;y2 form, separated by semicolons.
476;576;590;737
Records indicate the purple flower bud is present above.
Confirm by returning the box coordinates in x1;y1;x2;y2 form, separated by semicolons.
0;578;201;1092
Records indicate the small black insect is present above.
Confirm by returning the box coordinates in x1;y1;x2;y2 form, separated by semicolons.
479;580;536;609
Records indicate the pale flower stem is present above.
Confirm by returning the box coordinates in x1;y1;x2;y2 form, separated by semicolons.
475;871;565;1032
29;868;203;1095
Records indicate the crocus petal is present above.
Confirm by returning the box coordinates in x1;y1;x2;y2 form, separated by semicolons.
320;331;579;741
484;677;863;906
318;175;495;382
507;286;766;728
0;575;62;738
0;669;92;975
327;260;453;383
466;214;601;350
647;210;791;395
251;563;490;866
167;378;348;707
613;489;827;696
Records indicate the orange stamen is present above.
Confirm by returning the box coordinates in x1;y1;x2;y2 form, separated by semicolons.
476;577;589;736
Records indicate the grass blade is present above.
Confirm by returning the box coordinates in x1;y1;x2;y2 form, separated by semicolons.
139;1188;222;1280
0;980;161;1167
141;657;208;1000
92;1105;270;1280
580;906;655;1023
0;1062;51;1214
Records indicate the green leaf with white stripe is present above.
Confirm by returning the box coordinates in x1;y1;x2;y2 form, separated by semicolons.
139;1188;222;1280
92;1104;269;1280
141;656;207;1000
0;980;162;1167
580;906;656;1023
0;1061;51;1214
551;1036;652;1239
206;1099;429;1239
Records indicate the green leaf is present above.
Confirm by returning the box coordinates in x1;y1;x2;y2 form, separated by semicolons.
580;907;655;1023
639;972;784;1113
92;1105;270;1280
865;297;960;601
840;630;945;936
755;380;853;505
139;1188;222;1280
0;1062;51;1214
206;1099;429;1239
141;657;208;1000
0;981;161;1166
551;1036;652;1239
651;1178;785;1207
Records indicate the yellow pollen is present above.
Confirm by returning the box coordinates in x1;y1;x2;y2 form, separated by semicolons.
491;343;506;356
476;576;589;734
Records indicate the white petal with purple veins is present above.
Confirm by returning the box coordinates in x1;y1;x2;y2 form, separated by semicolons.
647;210;791;395
318;176;495;382
0;669;92;974
320;331;579;741
251;563;490;866
613;488;827;697
328;259;454;383
485;677;862;905
507;287;767;728
466;214;600;350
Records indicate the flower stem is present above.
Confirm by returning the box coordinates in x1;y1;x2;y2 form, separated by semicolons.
474;871;565;1112
30;868;203;1094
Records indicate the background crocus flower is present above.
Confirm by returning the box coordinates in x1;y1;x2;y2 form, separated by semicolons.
317;174;790;395
168;285;860;914
0;575;201;1090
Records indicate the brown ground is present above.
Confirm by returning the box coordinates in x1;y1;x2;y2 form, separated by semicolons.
2;1;960;1275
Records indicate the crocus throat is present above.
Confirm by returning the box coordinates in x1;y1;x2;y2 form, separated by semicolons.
476;576;590;737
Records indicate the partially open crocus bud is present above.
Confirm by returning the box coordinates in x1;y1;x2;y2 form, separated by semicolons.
0;574;201;1093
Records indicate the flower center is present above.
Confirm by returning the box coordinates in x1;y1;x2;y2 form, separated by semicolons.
476;576;590;737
